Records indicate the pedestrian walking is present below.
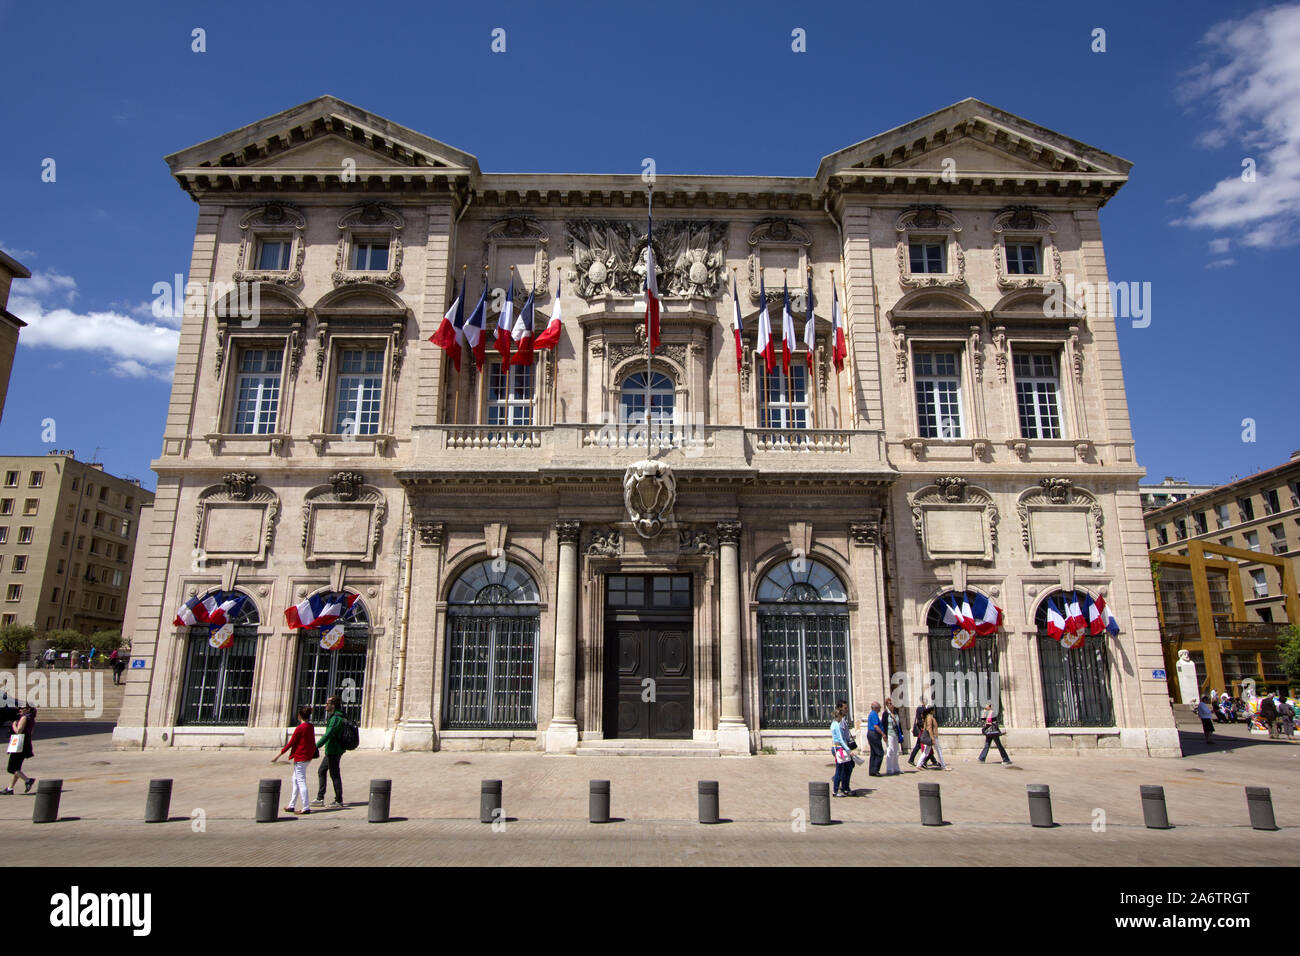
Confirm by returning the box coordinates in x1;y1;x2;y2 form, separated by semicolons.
907;701;927;767
1259;693;1278;738
312;695;346;808
1279;696;1295;738
110;650;126;686
2;704;36;794
40;647;55;670
917;706;948;770
865;701;885;777
978;703;1012;764
271;705;317;814
1196;696;1215;744
830;703;854;797
881;698;904;775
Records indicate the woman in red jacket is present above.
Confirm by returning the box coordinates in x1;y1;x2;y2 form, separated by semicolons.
271;706;317;814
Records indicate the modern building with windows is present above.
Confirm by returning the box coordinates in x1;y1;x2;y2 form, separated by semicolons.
0;451;152;635
114;96;1177;755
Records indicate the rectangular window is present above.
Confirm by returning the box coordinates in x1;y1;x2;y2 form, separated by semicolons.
1194;511;1208;535
70;478;78;492
111;570;123;588
77;536;84;551
233;348;283;434
177;632;258;726
1237;496;1255;522
1245;530;1260;552
1005;242;1041;275
759;364;809;430
443;612;539;729
1250;569;1268;598
28;472;42;488
295;632;369;724
913;352;964;438
0;528;8;544
121;519;130;536
758;608;851;728
1;615;13;627
255;238;292;271
486;360;535;431
1216;504;1231;528
1013;351;1062;439
1156;527;1168;546
3;472;16;487
1174;518;1187;541
6;585;20;602
11;555;26;573
81;510;88;524
350;239;390;272
1;499;14;515
60;531;68;547
1263;489;1280;515
908;241;945;274
1269;523;1287;554
22;499;37;516
333;348;384;435
51;587;59;602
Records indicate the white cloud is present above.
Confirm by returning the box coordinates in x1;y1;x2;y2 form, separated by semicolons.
9;269;178;381
1208;237;1231;254
0;242;37;261
1174;3;1300;247
1206;258;1236;269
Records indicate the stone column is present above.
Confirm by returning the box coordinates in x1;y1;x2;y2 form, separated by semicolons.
545;520;581;753
716;520;751;753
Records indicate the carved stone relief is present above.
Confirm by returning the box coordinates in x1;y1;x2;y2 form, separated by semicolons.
332;203;405;288
991;207;1061;291
623;460;676;539
233;203;307;286
908;480;998;561
302;475;387;563
566;219;728;299
1017;479;1104;563
194;473;280;563
896;206;966;289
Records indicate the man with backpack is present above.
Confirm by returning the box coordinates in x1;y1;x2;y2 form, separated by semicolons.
312;695;353;808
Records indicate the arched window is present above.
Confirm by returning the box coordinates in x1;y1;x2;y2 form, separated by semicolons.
619;371;674;425
925;591;1001;727
1035;590;1115;727
444;559;540;729
757;558;849;728
294;593;370;724
177;591;259;726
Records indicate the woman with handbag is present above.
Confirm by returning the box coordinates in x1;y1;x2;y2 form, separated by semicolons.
978;704;1011;764
830;703;854;797
3;704;36;794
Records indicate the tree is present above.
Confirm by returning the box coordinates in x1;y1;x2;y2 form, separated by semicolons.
89;630;123;655
45;629;91;652
1279;624;1300;687
0;624;35;656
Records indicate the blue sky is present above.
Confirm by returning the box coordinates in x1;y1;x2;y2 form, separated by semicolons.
0;0;1296;491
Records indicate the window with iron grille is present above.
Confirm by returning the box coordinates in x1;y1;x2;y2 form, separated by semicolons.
1013;351;1062;439
232;348;282;434
914;351;963;438
177;592;260;726
443;560;540;729
294;596;369;725
760;364;809;430
757;559;850;729
925;593;1002;727
1035;592;1114;727
333;348;384;435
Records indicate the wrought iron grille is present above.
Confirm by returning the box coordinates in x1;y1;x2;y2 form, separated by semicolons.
444;608;539;729
177;629;258;726
759;609;850;728
294;627;369;724
1036;633;1115;727
925;627;1000;727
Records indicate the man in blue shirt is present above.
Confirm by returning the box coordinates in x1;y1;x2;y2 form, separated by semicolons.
865;701;885;777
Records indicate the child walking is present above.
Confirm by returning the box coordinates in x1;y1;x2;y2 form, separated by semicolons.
271;705;318;814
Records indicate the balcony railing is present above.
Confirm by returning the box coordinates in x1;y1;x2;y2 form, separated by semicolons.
443;426;543;449
1215;620;1287;641
749;428;853;453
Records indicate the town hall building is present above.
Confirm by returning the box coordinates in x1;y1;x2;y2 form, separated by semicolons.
113;96;1179;756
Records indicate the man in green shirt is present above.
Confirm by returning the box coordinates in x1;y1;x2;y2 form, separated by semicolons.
312;696;346;808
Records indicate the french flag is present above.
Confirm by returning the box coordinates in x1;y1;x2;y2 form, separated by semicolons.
970;592;1004;635
780;277;796;376
312;592;359;630
429;275;465;372
285;591;358;630
645;195;660;354
1064;592;1086;636
803;270;816;373
730;274;744;373
494;269;515;364
1088;593;1121;636
509;286;536;366
1045;598;1067;641
533;277;563;351
463;275;488;372
944;596;975;649
830;282;847;373
174;592;245;629
756;274;774;374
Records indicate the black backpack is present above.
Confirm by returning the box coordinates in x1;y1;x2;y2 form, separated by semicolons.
338;717;359;751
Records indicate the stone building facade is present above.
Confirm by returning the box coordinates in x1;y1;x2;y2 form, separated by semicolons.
113;96;1178;756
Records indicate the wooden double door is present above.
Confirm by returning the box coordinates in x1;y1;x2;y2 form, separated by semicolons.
603;575;693;739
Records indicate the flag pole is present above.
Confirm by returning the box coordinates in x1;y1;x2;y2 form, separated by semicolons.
831;268;843;429
646;183;654;450
732;267;742;428
550;285;558;426
807;266;818;432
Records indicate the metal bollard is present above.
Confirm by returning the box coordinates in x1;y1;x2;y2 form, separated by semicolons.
1245;786;1279;831
32;779;62;824
698;780;720;824
256;778;281;823
480;779;502;824
1140;784;1172;829
589;780;610;824
144;778;173;824
1027;784;1054;827
918;781;943;826
368;779;391;823
809;781;831;826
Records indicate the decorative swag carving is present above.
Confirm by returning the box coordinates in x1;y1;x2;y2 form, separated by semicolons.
566;219;728;300
1016;478;1104;563
908;478;998;561
301;473;387;563
194;473;281;563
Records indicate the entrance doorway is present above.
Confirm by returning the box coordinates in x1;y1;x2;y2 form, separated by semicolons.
603;574;693;739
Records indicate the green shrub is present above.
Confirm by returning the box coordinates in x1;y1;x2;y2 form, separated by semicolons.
0;624;35;655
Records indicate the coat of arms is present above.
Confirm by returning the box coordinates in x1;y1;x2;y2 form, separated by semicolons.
623;460;676;539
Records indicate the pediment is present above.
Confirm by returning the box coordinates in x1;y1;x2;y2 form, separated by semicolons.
243;134;419;170
892;137;1048;175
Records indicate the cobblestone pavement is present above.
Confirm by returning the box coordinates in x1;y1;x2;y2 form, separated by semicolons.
3;718;1294;865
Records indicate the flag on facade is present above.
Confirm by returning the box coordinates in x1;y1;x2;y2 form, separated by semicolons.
780;278;795;375
174;591;245;629
644;211;660;354
285;591;359;631
943;595;976;649
756;274;774;374
1045;597;1067;641
320;623;346;652
429;275;465;371
494;270;515;363
510;285;536;366
1064;592;1086;636
730;274;744;373
1088;593;1121;635
803;271;816;373
533;277;563;350
830;282;847;373
970;592;1004;635
463;274;489;371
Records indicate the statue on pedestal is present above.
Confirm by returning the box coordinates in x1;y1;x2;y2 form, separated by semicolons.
1174;649;1199;707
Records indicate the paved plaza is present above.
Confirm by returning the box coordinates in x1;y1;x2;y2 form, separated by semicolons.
1;712;1294;866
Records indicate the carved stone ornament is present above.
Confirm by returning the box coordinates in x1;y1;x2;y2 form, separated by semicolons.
223;472;259;501
623;459;677;539
233;204;307;286
678;527;716;555
566;219;728;300
483;216;551;301
908;481;998;561
1041;477;1072;503
991;207;1062;291
746;219;814;308
332;203;405;288
417;522;444;548
893;322;908;382
895;207;965;289
1016;480;1104;562
301;479;387;564
586;527;622;557
716;520;742;545
992;325;1008;383
194;476;280;564
556;520;582;545
608;343;685;372
849;519;880;547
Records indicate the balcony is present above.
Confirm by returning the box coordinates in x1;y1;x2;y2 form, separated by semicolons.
1216;621;1287;641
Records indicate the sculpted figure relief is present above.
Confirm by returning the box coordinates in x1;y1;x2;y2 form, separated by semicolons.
623;460;676;539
